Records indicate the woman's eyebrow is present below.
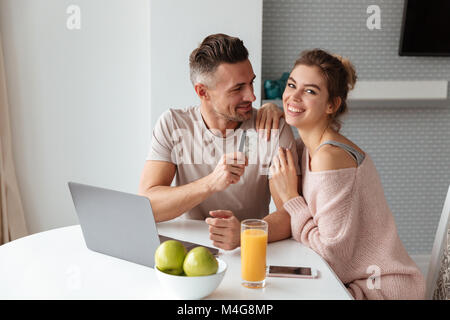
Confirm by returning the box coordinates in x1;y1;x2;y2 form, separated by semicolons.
304;83;321;91
288;77;321;91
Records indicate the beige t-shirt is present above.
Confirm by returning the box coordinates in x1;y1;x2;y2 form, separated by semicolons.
147;106;300;221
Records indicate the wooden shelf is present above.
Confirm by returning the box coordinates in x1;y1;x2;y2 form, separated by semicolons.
263;80;449;108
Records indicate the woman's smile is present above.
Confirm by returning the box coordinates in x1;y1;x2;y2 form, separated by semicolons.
285;103;306;117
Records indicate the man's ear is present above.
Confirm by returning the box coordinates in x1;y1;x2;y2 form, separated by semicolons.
326;97;341;114
194;83;210;101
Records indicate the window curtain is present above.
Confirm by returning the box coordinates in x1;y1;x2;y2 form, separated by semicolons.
0;31;28;245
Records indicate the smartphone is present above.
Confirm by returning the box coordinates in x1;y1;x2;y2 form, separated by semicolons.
268;265;318;279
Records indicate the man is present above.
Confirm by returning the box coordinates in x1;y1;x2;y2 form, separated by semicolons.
138;34;299;250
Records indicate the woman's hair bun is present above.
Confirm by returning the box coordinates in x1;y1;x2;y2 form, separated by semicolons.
333;54;357;90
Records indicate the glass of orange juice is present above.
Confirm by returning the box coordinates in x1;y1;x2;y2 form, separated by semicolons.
241;219;268;289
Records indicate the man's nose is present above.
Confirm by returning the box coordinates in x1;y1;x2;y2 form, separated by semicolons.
244;86;256;102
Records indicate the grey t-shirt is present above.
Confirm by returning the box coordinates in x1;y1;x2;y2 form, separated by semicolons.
147;106;300;221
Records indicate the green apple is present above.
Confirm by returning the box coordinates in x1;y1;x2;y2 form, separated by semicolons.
154;240;187;275
183;246;218;277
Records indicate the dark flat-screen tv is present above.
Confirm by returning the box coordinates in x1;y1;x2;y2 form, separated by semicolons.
399;0;450;56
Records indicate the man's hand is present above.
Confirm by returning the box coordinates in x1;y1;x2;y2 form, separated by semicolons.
205;152;248;193
205;210;241;250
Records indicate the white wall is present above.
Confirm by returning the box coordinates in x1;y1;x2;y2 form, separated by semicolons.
0;0;263;235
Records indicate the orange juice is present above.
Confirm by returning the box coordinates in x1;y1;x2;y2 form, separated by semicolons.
241;228;268;282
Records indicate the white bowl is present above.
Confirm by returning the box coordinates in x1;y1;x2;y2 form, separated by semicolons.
155;258;227;299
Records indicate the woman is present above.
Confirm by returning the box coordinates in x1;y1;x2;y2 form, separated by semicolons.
267;49;426;300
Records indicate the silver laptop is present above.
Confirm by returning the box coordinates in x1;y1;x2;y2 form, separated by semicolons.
68;181;218;268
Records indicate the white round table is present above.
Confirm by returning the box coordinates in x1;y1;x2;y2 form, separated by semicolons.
0;219;352;299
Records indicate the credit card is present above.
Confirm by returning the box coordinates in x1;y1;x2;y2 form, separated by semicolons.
239;130;247;153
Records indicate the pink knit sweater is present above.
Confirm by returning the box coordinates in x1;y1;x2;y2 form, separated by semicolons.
283;142;426;300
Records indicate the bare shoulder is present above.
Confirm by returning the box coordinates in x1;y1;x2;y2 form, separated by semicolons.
310;145;357;172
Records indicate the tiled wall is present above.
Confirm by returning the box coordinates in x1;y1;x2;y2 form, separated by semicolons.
262;0;450;255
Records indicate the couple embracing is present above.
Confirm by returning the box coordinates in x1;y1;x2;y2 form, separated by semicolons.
138;33;425;300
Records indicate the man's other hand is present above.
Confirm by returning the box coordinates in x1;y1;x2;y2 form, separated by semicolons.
205;210;240;250
205;152;247;192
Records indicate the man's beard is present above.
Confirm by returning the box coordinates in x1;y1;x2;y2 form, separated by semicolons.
213;104;253;122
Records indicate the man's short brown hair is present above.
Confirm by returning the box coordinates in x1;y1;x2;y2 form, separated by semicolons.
189;33;249;87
